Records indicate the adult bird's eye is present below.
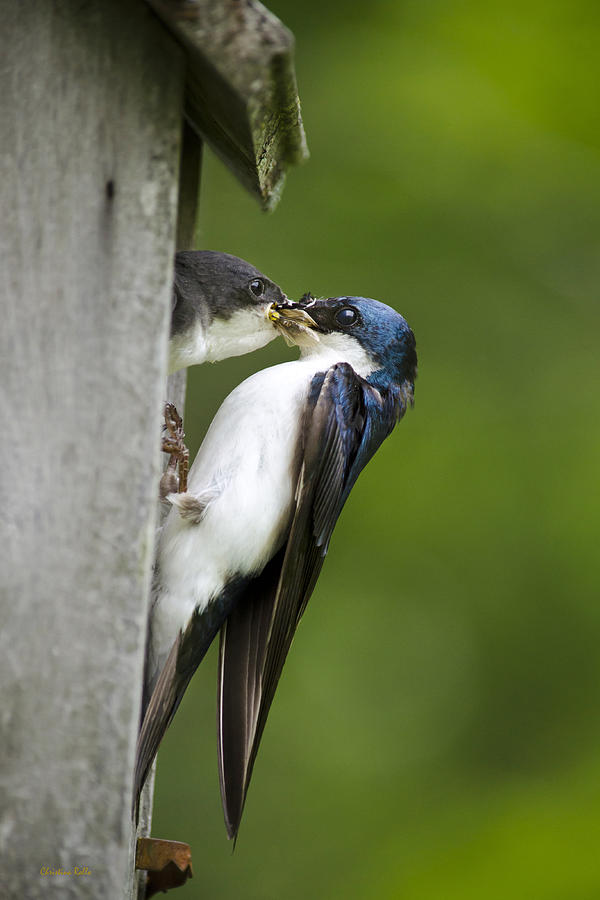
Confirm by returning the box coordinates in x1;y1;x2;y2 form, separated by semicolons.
335;307;358;327
249;278;265;297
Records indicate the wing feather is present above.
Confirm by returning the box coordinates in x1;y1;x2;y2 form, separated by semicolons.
134;574;251;813
218;550;285;837
217;363;397;839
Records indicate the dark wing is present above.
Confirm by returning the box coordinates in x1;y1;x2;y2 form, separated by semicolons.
134;630;184;817
217;363;406;839
134;573;251;815
217;548;287;837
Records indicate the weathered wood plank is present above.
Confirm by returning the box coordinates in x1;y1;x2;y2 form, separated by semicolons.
131;370;189;900
131;117;199;900
0;2;184;897
147;0;309;209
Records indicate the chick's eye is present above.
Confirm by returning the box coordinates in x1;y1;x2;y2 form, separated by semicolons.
335;307;358;327
249;278;265;297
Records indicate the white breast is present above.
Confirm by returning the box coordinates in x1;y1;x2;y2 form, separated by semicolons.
149;358;318;678
151;338;378;681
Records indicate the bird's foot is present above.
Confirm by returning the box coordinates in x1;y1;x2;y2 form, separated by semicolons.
160;403;189;498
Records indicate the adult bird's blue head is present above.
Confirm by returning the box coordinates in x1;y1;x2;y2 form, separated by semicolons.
270;293;417;396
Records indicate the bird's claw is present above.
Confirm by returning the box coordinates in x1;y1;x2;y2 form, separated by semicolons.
160;403;189;497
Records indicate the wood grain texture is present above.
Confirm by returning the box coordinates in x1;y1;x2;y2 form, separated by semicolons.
0;2;184;897
131;135;196;898
147;0;309;209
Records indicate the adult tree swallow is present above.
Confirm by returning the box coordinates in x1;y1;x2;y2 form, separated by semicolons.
136;295;417;840
169;250;287;372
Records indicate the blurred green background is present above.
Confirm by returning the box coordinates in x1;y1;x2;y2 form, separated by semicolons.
153;1;600;897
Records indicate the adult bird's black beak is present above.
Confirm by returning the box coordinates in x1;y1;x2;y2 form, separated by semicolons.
270;295;360;337
267;299;321;345
268;300;319;326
